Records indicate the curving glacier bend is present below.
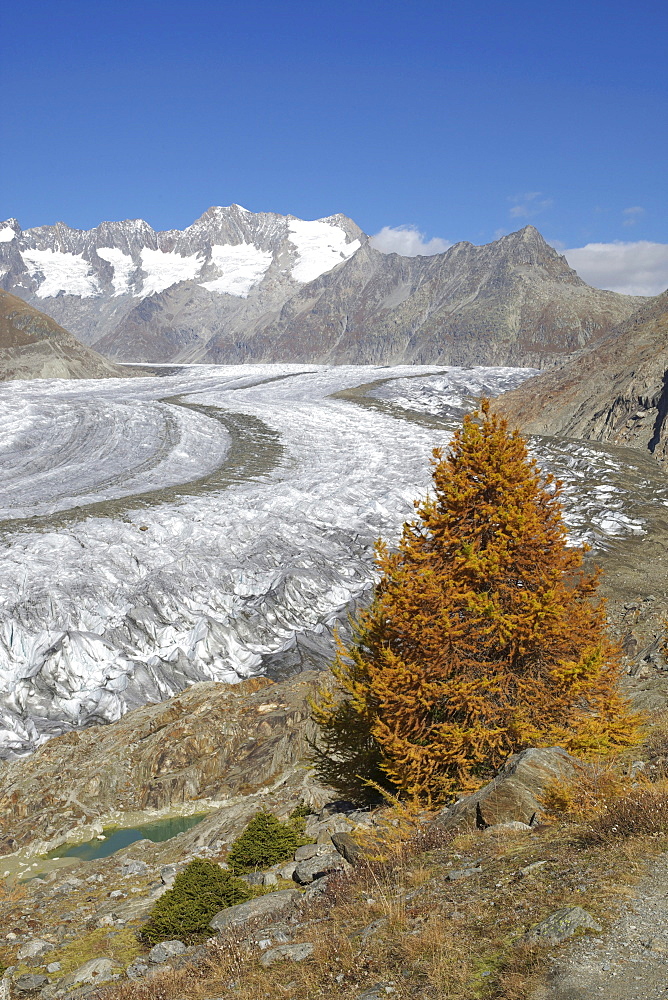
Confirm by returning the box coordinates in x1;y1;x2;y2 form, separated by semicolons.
0;365;659;757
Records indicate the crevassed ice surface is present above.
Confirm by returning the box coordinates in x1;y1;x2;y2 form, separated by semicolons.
0;364;658;757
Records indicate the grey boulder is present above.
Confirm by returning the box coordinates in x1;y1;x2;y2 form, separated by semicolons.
293;843;322;862
121;859;149;876
331;831;366;864
259;942;314;967
435;747;579;832
12;975;48;995
446;866;482;881
147;940;186;964
57;958;119;988
524;906;602;945
16;939;53;961
126;962;150;980
293;851;345;885
210;890;300;932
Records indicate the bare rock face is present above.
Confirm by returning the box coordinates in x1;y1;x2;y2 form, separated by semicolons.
434;747;579;832
0;672;329;856
233;227;641;369
0;289;126;380
495;289;668;464
0;210;641;367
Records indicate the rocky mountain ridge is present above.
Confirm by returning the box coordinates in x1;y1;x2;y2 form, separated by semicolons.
0;209;642;367
0;290;126;381
0;673;327;860
495;289;668;463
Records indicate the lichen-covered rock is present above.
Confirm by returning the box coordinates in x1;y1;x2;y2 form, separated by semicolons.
12;974;48;995
147;939;186;964
16;938;53;961
525;906;602;945
56;957;119;988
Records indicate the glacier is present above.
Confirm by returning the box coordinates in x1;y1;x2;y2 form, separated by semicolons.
0;364;658;757
21;248;100;299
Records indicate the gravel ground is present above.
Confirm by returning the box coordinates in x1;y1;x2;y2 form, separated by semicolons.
534;853;668;999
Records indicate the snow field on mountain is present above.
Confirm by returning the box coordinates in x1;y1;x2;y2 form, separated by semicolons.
95;247;135;296
21;248;100;298
287;219;361;282
200;243;273;296
139;247;204;296
0;364;656;756
11;213;362;302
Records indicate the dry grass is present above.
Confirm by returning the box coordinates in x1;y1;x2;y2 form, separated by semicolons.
582;781;668;843
90;807;668;1000
28;722;668;999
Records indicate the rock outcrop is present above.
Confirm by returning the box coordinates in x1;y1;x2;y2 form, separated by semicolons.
0;290;127;381
495;289;668;464
434;747;580;832
226;227;641;369
0;672;329;856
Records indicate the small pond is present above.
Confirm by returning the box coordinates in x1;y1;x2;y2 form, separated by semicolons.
46;813;208;863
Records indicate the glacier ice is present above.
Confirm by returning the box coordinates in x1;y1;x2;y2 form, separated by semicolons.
0;364;658;757
200;243;273;296
139;247;204;296
95;247;136;296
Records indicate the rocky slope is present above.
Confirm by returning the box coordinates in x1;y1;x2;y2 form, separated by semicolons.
0;673;329;859
0;290;126;380
495;289;668;463
0;210;641;367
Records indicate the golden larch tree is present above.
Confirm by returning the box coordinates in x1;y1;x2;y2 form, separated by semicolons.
311;401;642;805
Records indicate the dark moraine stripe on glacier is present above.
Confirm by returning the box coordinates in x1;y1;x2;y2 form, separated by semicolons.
0;402;283;539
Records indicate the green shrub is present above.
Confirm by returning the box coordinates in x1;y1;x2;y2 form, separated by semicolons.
139;858;251;945
227;811;310;874
289;802;312;821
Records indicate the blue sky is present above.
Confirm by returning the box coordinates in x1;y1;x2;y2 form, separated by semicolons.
1;0;667;290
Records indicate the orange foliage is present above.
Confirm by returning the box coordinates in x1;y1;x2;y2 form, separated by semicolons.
312;401;642;805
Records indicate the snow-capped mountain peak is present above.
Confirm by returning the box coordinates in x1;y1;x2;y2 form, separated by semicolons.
0;206;365;304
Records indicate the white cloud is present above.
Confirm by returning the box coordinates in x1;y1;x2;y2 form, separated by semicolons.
623;205;645;227
508;191;553;219
369;225;452;257
563;241;668;296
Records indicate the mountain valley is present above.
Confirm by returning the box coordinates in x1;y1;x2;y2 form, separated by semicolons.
0;212;667;1000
